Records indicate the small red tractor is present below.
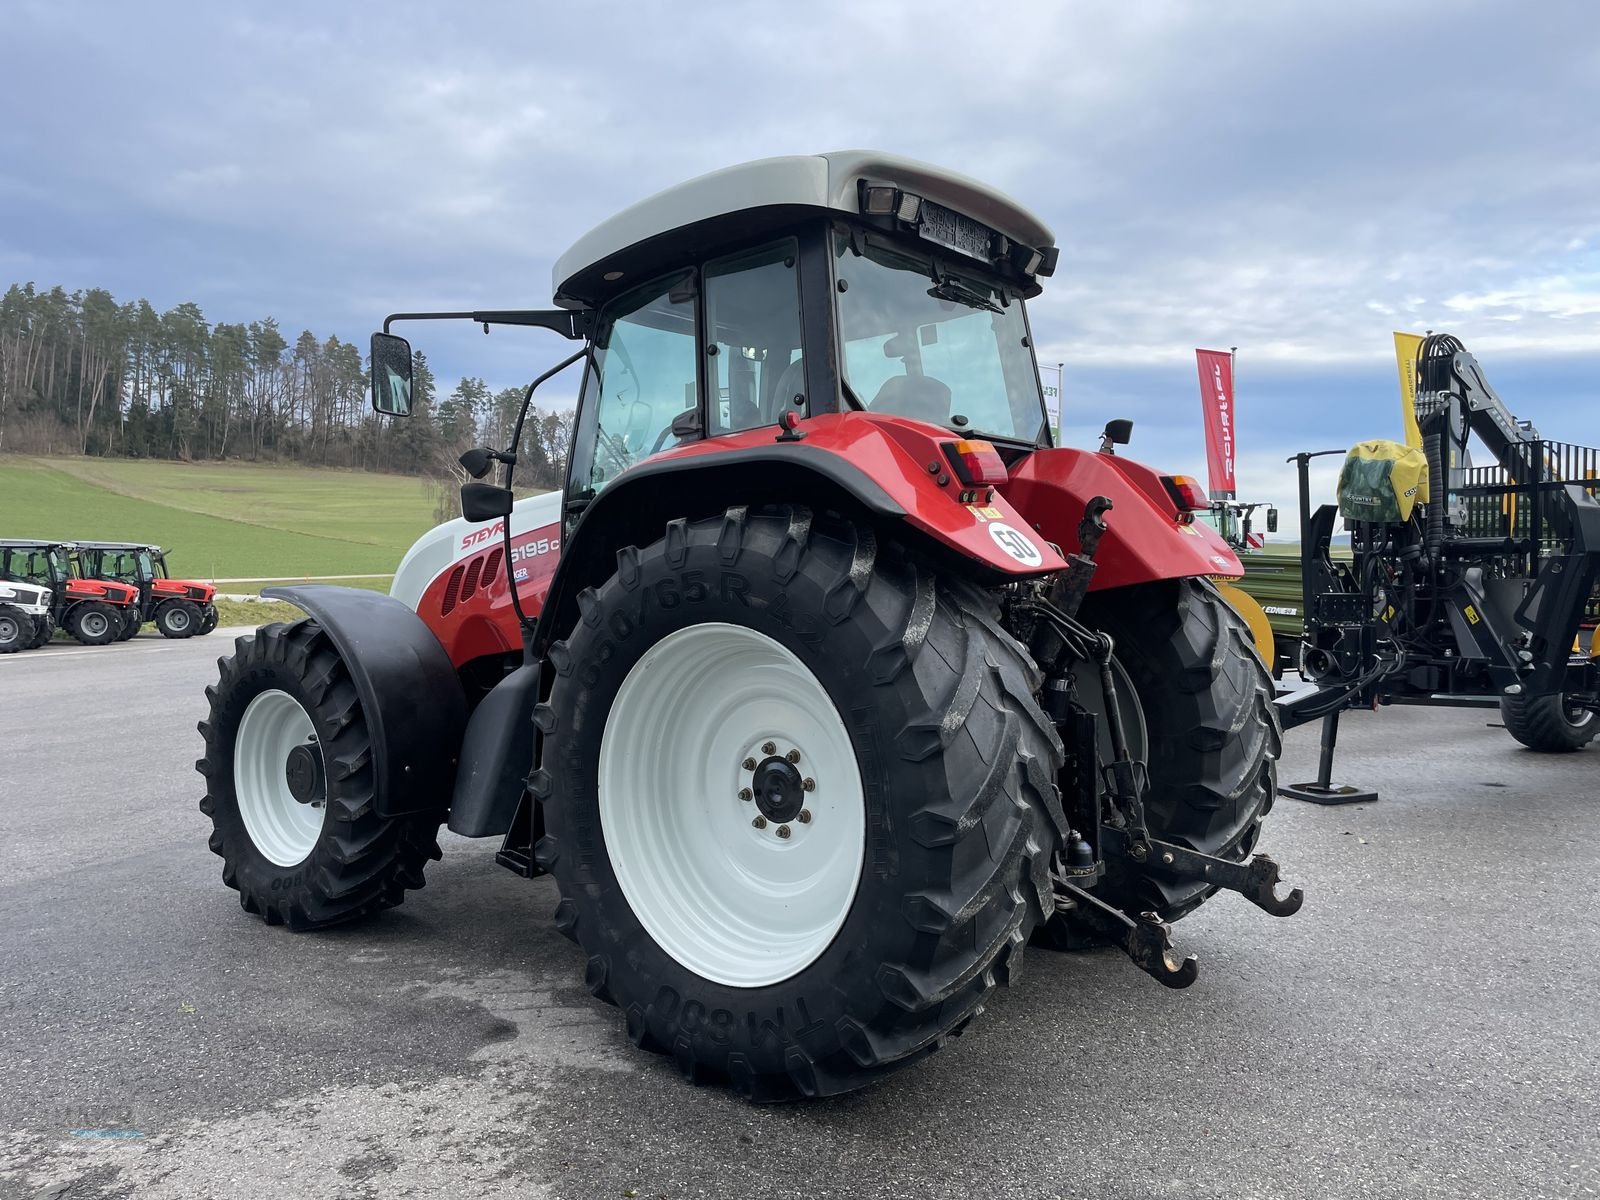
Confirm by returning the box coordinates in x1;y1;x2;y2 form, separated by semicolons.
0;538;140;646
198;152;1297;1100
74;541;219;639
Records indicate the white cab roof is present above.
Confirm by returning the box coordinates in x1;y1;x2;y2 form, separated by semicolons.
552;150;1054;304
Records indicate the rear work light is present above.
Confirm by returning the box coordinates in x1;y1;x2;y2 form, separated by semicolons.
942;440;1009;487
1162;474;1210;514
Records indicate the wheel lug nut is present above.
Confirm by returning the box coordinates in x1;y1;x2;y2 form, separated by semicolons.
786;749;800;764
802;778;815;792
776;824;791;839
739;788;753;802
761;741;776;755
743;757;756;770
797;809;812;824
752;815;767;829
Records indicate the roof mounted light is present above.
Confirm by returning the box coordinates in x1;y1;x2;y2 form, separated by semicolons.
862;185;925;225
863;186;897;216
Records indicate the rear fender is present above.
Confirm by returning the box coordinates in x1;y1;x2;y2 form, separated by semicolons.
1002;448;1241;590
263;585;468;818
533;412;1066;652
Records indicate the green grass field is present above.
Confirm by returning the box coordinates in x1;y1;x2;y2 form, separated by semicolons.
0;455;439;579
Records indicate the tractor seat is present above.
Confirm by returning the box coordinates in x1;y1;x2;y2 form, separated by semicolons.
769;356;807;419
871;374;952;426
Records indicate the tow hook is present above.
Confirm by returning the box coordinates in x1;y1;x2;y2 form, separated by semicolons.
1101;829;1303;917
1053;867;1198;990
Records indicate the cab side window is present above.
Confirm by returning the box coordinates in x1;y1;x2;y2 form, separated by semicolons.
582;271;698;494
703;240;805;435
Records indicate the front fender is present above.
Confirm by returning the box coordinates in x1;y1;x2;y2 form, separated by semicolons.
1002;448;1241;590
263;585;468;818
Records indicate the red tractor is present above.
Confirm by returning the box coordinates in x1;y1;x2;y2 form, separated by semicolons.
0;538;140;646
198;152;1295;1100
74;541;219;639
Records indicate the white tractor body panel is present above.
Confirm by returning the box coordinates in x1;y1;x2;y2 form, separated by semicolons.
389;491;564;613
0;581;51;616
552;150;1054;303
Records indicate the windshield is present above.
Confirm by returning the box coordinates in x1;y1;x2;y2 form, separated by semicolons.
834;232;1047;444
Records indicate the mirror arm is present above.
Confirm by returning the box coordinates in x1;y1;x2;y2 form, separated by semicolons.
382;310;589;340
500;343;593;653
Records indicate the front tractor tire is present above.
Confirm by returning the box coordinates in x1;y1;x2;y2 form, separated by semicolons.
1499;690;1597;752
537;506;1066;1101
157;598;201;639
67;601;120;646
198;603;219;635
27;616;54;649
1040;578;1281;939
116;608;141;641
196;620;443;929
0;605;35;654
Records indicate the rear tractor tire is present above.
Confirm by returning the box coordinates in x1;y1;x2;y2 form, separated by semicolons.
1499;690;1596;753
0;605;35;654
196;619;444;929
1036;578;1281;945
157;598;201;639
67;601;120;646
537;505;1066;1100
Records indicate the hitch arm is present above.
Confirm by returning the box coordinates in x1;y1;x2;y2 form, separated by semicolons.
1103;829;1303;917
1055;879;1198;989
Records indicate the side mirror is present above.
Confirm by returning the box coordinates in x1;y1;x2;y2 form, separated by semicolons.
459;447;496;480
1103;418;1133;446
370;332;415;416
460;482;513;523
1267;507;1279;534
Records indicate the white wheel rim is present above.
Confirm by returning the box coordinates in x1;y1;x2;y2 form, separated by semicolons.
234;689;325;867
599;622;866;989
167;608;190;631
82;611;108;637
0;616;17;642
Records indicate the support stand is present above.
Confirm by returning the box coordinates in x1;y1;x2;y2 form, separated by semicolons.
1279;710;1378;804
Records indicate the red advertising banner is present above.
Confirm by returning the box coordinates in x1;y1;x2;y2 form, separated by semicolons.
1195;348;1236;496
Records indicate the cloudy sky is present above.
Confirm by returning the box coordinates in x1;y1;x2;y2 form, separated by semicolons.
4;0;1597;516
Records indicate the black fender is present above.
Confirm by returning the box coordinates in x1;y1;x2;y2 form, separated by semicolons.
263;585;468;818
532;444;912;654
448;661;539;837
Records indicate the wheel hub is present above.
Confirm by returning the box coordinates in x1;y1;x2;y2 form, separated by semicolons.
751;755;805;824
285;741;325;806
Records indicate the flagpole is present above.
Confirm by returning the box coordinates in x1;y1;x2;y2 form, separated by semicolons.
1055;361;1065;445
1225;345;1238;502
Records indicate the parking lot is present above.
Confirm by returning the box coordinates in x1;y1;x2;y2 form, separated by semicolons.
3;629;1598;1200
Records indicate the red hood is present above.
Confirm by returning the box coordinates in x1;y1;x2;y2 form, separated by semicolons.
68;579;138;605
153;578;217;602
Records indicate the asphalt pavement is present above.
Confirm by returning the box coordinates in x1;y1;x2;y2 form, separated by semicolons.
2;629;1598;1199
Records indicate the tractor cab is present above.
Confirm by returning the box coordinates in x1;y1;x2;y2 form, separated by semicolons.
74;540;219;638
372;153;1062;530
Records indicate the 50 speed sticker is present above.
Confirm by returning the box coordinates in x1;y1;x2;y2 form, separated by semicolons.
987;522;1043;567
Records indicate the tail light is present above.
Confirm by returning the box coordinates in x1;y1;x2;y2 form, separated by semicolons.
1162;474;1209;513
941;440;1009;487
